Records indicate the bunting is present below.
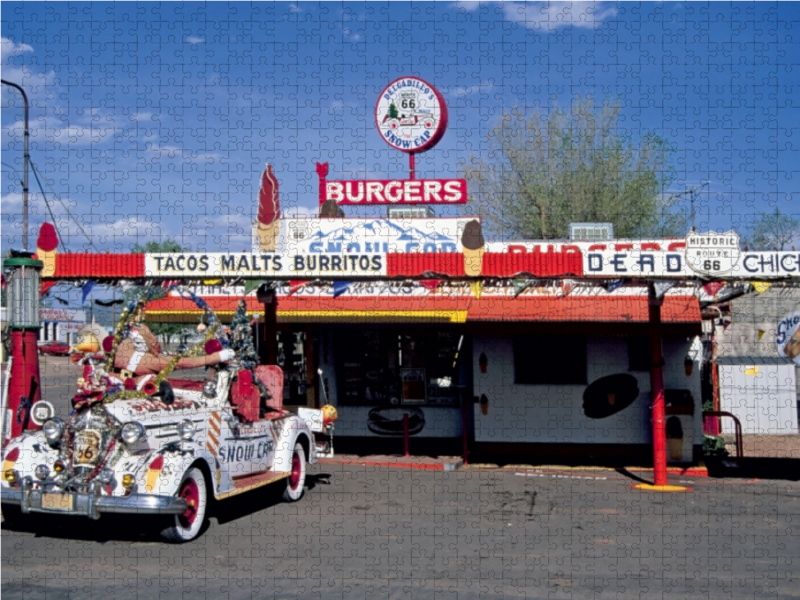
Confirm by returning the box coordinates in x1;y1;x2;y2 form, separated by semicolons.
333;281;352;298
470;280;483;299
751;281;772;294
81;281;96;304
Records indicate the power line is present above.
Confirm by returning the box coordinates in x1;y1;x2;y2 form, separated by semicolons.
29;159;100;253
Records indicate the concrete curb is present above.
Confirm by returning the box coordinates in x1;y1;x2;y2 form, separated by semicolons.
316;458;709;478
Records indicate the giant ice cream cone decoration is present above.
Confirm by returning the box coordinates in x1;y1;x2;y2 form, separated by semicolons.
257;163;280;252
461;219;485;277
37;222;58;278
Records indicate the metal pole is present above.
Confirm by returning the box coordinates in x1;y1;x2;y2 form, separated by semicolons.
409;153;415;180
648;285;668;487
1;80;30;251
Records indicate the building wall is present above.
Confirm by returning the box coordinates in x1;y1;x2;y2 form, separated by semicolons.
714;287;800;433
716;287;800;359
718;362;797;434
472;335;701;445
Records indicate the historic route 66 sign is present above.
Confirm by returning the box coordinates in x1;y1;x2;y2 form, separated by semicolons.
685;231;741;276
375;76;448;153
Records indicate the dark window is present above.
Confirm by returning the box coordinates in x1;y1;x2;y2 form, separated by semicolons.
627;336;651;371
513;335;587;384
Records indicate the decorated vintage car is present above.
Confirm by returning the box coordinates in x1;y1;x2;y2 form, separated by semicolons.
1;289;336;542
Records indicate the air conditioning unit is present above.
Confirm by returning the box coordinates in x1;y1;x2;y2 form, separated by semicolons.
569;222;614;242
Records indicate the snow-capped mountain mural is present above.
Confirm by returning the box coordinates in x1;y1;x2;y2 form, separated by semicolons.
261;218;476;253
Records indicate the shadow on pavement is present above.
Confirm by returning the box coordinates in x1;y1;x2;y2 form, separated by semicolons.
704;456;800;481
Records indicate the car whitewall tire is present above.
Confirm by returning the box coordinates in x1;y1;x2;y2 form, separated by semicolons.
282;442;306;502
161;466;208;543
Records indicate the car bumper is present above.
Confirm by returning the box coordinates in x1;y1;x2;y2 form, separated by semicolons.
1;479;187;520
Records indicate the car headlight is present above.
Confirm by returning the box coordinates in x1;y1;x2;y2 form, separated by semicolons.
120;421;145;446
203;380;217;398
43;417;65;445
34;464;50;480
97;468;114;485
178;419;195;440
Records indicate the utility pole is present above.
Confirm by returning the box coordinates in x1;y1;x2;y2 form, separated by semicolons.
1;80;30;251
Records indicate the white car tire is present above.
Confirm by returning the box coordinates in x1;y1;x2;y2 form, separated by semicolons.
161;467;208;543
282;442;306;502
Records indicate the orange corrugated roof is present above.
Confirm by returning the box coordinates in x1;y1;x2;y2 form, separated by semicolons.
145;295;700;323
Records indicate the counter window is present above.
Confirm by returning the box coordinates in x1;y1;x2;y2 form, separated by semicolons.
334;328;467;406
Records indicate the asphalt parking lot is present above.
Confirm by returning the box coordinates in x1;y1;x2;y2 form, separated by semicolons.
3;462;800;600
3;357;800;599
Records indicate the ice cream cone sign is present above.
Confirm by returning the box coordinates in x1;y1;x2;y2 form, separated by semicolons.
462;220;485;277
256;163;280;252
37;222;58;278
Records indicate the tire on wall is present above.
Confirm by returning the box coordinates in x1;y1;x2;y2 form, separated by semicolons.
161;466;208;543
282;442;306;502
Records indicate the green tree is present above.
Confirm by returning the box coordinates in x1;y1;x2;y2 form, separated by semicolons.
126;240;191;350
746;208;799;251
462;97;682;240
387;101;399;120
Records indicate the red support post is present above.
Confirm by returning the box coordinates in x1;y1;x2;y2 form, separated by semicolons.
7;329;42;440
648;286;668;487
403;413;410;457
409;153;415;180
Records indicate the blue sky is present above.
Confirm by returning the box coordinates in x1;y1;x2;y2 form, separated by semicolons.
2;1;799;258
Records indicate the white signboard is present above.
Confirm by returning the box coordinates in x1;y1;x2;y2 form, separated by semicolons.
276;217;472;254
40;308;85;323
776;310;800;365
685;231;741;275
146;252;387;278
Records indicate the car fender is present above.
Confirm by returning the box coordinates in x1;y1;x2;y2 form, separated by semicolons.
271;419;313;472
132;445;212;498
2;433;54;478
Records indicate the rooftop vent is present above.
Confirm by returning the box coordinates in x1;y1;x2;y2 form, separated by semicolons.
569;222;614;242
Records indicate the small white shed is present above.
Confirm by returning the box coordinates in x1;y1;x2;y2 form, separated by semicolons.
717;357;798;435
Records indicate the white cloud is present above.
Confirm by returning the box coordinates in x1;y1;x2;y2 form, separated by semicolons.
5;115;117;147
1;192;23;209
452;2;617;30
186;36;205;44
1;37;33;62
146;144;222;164
449;81;494;96
130;112;155;122
449;1;484;10
501;1;617;31
1;38;55;97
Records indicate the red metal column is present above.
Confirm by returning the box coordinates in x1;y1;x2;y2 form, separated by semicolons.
648;286;668;487
7;329;42;439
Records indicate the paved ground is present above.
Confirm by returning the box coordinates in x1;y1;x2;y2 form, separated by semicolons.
3;357;800;598
3;463;800;599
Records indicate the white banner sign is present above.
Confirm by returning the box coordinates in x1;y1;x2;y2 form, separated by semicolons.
271;217;473;254
40;308;85;322
146;253;387;278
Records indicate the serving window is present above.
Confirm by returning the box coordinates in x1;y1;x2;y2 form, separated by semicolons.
334;328;467;407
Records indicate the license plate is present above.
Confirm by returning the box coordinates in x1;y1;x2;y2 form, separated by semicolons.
41;493;74;511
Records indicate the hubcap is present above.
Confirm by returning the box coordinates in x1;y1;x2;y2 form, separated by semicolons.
289;452;302;490
178;478;200;527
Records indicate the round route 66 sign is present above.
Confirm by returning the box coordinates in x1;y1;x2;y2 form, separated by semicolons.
375;76;448;153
